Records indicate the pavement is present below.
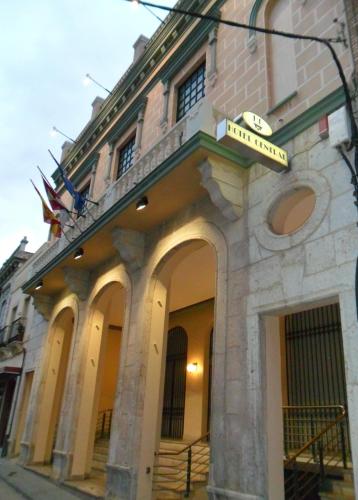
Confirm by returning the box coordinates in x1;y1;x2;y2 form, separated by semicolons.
0;458;91;500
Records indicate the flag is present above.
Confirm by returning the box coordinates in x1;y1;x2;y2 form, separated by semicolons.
41;172;67;211
31;180;62;238
48;150;86;213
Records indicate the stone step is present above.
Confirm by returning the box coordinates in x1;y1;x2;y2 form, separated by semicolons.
93;451;108;463
93;446;109;455
319;475;355;500
92;459;106;472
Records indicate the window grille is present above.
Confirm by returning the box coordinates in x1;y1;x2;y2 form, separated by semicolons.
177;63;206;121
117;136;135;179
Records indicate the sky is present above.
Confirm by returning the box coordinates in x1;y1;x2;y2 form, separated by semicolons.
0;0;176;267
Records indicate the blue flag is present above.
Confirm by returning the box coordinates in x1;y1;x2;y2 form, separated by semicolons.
48;150;86;213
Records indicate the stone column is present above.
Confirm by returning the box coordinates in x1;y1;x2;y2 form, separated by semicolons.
134;100;147;161
89;154;99;198
51;269;90;481
18;295;53;465
106;228;148;499
160;80;170;131
207;27;218;87
105;143;115;187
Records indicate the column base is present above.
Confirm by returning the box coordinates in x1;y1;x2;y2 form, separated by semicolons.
52;449;73;481
106;463;135;500
207;485;264;500
19;441;34;465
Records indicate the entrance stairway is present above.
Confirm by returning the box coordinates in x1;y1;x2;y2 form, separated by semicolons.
284;406;354;499
153;436;210;499
92;438;109;473
319;472;355;500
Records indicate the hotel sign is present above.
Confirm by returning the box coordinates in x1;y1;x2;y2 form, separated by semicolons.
216;117;289;173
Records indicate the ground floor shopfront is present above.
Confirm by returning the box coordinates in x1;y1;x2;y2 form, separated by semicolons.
7;121;358;500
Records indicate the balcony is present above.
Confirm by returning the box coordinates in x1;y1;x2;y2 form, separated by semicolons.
7;318;25;344
23;99;245;294
0;318;25;361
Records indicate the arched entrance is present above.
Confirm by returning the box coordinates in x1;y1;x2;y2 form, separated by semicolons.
71;281;125;481
32;307;74;464
138;238;221;498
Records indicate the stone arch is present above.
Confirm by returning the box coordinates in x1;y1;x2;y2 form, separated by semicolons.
32;304;76;464
71;269;130;479
136;220;228;499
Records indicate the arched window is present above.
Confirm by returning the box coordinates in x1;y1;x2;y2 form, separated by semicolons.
266;0;297;106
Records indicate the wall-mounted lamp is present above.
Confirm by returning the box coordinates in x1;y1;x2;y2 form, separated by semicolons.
187;362;198;373
51;126;77;144
83;73;113;95
136;195;148;211
74;247;84;260
35;280;43;290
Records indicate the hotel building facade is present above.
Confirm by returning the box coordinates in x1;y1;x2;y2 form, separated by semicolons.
2;0;358;498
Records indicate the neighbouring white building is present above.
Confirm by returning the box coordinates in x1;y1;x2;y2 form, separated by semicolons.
3;1;358;499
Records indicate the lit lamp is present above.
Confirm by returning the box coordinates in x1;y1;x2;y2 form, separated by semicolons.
74;247;84;260
187;362;198;373
136;196;148;211
35;280;43;290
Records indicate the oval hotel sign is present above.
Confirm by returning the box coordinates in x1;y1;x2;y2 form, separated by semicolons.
243;111;273;137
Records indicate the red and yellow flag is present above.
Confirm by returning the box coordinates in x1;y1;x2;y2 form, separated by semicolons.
31;180;62;238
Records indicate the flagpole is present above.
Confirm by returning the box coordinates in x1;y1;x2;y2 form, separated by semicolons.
37;164;83;234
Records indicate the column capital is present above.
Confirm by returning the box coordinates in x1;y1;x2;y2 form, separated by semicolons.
112;227;145;272
33;294;54;321
62;267;90;300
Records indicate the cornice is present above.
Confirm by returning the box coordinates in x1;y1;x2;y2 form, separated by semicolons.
52;0;225;184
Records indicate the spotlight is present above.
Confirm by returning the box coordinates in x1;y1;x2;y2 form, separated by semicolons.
136;196;148;211
35;280;43;290
187;362;198;373
83;73;92;86
132;0;140;8
74;247;84;260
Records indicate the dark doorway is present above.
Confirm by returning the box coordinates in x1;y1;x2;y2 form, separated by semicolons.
161;326;188;439
0;377;16;448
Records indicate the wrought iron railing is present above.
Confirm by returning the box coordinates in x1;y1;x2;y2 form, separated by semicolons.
95;409;113;440
7;317;26;343
284;405;351;499
153;432;210;497
0;318;26;346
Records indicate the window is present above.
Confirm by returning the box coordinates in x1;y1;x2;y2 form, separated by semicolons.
117;136;136;179
79;183;90;201
267;0;297;105
269;187;316;235
177;63;206;121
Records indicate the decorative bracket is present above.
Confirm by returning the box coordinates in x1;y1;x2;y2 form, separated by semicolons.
198;159;244;222
33;294;54;321
62;267;90;300
112;228;145;272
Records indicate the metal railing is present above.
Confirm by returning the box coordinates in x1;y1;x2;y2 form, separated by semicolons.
284;405;351;499
8;317;25;343
153;432;210;497
0;318;26;346
95;409;113;440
